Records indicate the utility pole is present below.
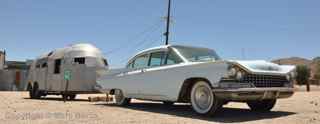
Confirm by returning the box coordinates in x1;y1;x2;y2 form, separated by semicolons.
164;0;172;45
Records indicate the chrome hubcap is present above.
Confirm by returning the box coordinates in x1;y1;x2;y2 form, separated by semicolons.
191;82;214;113
114;90;124;104
194;86;212;110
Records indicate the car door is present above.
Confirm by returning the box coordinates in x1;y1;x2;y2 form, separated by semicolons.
107;53;150;98
136;51;166;100
138;49;184;101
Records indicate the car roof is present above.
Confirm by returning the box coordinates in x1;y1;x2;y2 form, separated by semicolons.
133;44;213;56
126;44;214;65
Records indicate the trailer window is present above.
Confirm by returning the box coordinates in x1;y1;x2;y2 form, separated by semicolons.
54;59;61;74
102;59;108;66
74;57;85;64
41;62;47;68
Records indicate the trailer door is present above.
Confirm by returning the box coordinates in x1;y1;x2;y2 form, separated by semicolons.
39;60;48;90
69;57;88;91
47;59;63;91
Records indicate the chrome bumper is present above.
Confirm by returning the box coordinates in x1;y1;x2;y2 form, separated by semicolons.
213;87;294;101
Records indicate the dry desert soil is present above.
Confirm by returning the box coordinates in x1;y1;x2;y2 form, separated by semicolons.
0;90;319;124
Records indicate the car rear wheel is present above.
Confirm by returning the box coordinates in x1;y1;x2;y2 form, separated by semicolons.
62;94;77;100
190;81;221;116
247;99;276;112
114;89;131;106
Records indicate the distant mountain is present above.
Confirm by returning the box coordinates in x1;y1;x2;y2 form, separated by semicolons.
272;57;320;79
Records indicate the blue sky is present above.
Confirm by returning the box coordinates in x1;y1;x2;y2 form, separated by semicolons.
0;0;319;67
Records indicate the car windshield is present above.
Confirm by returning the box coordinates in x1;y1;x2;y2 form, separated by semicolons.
173;46;221;62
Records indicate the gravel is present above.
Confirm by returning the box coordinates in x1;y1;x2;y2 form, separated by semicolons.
0;91;319;124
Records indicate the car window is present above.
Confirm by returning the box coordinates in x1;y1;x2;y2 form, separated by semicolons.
133;54;149;69
166;50;183;65
173;46;221;62
149;52;165;67
127;61;134;69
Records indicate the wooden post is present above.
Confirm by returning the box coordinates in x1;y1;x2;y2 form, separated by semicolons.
64;80;69;102
306;80;310;92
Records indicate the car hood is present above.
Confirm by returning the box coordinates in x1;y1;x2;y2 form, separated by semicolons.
226;60;295;75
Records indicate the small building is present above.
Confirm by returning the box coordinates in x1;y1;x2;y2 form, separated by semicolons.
0;59;31;91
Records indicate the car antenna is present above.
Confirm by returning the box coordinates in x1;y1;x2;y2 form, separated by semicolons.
164;0;172;45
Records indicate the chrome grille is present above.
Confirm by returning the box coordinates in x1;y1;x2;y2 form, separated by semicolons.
240;74;289;87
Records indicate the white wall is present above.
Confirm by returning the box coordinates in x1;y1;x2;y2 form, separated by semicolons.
0;69;28;91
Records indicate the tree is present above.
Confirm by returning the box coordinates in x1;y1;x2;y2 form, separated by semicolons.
314;61;320;81
296;65;311;85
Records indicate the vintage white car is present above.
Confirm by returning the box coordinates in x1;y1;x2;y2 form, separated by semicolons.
96;45;295;115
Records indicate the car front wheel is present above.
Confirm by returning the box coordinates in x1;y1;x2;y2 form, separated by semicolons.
247;99;276;112
114;89;131;106
190;81;221;116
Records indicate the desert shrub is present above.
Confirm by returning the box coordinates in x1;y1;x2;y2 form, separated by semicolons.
314;61;320;80
296;65;310;85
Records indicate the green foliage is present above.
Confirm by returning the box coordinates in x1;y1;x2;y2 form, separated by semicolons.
314;61;320;80
296;65;311;85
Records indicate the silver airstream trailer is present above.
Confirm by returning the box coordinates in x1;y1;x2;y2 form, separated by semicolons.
27;43;108;100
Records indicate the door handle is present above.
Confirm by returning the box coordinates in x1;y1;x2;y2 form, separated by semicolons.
141;69;146;73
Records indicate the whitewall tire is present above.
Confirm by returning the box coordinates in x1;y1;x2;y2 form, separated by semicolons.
190;81;221;116
114;89;131;106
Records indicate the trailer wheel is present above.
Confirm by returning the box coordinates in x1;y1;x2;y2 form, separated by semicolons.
69;94;76;100
27;83;34;99
32;83;41;99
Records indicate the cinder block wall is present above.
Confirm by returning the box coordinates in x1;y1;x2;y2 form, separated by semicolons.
0;70;28;91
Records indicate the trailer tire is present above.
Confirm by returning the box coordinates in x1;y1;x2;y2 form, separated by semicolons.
62;94;68;100
32;83;41;99
69;94;76;100
27;83;34;99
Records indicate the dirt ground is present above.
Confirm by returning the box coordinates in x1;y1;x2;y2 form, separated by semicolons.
0;90;319;124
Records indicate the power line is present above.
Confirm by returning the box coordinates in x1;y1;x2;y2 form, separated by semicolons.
107;23;163;67
104;20;163;55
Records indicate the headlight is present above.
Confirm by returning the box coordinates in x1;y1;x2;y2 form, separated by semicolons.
223;65;246;80
227;68;237;77
286;75;291;81
290;71;296;79
285;71;296;81
236;71;243;80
